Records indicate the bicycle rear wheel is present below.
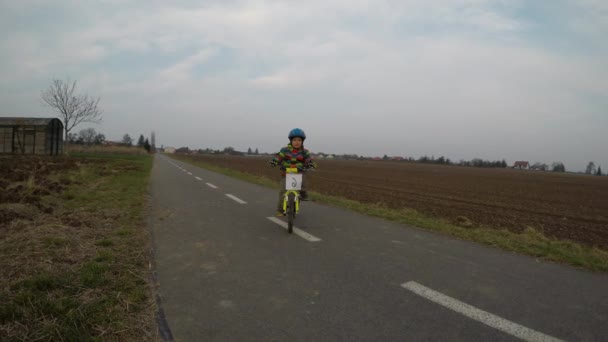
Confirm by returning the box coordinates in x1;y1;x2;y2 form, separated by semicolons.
287;193;295;234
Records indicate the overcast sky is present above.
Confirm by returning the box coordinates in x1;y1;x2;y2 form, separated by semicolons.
1;0;606;171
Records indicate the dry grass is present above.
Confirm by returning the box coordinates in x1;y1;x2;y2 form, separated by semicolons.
0;154;158;341
67;144;149;155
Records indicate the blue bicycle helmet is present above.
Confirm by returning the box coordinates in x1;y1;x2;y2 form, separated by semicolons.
288;128;306;141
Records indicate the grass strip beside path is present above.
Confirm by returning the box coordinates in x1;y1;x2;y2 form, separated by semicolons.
0;153;157;341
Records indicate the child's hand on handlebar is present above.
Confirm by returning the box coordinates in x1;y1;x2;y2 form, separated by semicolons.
305;162;317;169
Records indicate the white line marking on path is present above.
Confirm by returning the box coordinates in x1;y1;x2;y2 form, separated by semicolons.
266;217;322;242
206;183;218;189
401;281;564;342
225;194;247;204
195;176;202;181
187;172;192;175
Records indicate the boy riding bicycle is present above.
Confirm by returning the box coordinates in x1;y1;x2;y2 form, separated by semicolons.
269;128;317;215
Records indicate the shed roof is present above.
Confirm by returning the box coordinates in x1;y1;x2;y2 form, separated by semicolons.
0;117;63;126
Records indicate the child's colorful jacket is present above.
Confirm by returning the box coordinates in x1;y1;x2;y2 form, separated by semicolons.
271;144;314;173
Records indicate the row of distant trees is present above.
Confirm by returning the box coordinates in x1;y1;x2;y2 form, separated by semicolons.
585;162;603;176
67;128;106;145
175;146;249;155
412;155;572;172
37;78;604;175
174;147;607;175
67;128;153;153
120;134;153;153
415;155;509;168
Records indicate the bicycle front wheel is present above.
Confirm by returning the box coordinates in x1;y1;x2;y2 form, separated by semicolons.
287;193;295;234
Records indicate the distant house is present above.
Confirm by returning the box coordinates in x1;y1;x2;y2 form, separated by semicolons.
513;161;529;169
0;117;63;155
391;156;404;161
529;163;548;171
372;157;382;161
164;147;176;154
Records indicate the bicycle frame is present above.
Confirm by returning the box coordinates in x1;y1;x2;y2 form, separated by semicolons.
282;190;300;214
283;167;302;233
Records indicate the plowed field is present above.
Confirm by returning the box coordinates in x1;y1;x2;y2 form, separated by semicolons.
176;155;608;249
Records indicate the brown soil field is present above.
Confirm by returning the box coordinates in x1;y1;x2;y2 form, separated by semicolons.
177;155;608;249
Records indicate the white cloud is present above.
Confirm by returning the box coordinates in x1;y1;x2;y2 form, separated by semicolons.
157;48;217;84
1;0;607;170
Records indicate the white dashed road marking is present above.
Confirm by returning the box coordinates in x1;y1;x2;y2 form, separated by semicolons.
401;281;564;342
164;157;563;342
225;194;247;204
266;217;322;242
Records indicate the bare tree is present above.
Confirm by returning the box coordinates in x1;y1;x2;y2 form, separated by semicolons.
531;162;548;171
137;134;145;147
93;133;106;145
78;128;97;145
551;162;566;172
41;79;102;140
585;161;596;175
67;132;80;144
122;134;133;146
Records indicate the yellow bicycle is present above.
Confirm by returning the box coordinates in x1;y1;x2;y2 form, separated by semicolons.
283;167;302;233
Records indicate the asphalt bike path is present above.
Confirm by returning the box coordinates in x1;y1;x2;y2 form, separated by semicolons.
149;154;608;341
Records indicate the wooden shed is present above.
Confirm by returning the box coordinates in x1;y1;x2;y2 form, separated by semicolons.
0;117;64;155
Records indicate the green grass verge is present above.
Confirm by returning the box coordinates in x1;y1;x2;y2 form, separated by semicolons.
1;153;155;341
170;154;608;272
